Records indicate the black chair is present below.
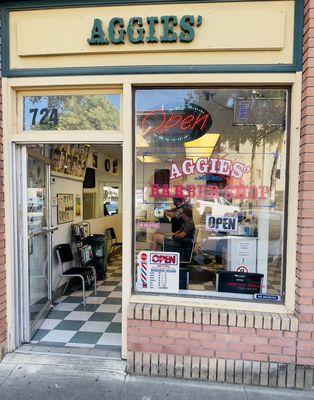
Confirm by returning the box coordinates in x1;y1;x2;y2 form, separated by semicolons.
106;227;122;262
163;229;198;289
163;228;199;264
55;243;97;306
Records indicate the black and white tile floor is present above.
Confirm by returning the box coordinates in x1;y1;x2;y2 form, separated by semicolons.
31;259;122;350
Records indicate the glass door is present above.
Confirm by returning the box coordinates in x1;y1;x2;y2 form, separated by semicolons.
27;153;52;336
16;145;57;341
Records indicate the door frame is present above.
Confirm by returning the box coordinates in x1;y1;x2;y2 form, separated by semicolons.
3;81;131;357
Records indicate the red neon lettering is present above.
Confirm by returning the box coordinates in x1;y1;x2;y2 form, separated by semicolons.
163;114;182;132
180;114;195;130
141;109;209;135
192;113;209;131
141;110;166;135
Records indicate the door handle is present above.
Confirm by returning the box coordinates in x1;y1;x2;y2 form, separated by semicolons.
28;236;33;255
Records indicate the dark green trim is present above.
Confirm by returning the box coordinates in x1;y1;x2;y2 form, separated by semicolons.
1;6;9;77
1;0;305;77
5;64;298;77
2;0;287;8
294;0;304;72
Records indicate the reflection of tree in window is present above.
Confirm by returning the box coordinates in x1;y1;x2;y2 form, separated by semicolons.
192;89;286;201
28;95;120;131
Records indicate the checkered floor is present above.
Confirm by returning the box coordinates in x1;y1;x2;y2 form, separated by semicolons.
31;256;122;350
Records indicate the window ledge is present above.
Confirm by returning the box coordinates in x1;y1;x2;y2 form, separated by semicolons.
128;302;298;332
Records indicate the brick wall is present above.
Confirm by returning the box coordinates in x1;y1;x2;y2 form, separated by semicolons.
127;305;314;388
0;10;6;360
296;0;314;368
128;307;298;364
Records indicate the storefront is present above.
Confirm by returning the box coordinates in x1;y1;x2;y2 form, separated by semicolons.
1;0;312;389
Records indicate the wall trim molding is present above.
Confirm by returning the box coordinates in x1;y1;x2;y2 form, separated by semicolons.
128;303;299;332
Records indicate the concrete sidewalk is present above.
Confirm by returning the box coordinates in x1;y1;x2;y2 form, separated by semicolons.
0;351;313;400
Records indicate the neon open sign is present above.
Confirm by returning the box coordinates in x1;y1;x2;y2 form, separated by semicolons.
140;103;212;143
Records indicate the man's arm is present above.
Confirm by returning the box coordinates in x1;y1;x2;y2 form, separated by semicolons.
164;209;176;218
173;231;187;238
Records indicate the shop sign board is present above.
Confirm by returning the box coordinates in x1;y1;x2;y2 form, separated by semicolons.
206;215;238;233
137;251;179;293
88;15;203;46
11;3;293;71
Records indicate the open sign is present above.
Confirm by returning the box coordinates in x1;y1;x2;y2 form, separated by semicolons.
150;253;178;265
140;103;212;143
206;215;238;233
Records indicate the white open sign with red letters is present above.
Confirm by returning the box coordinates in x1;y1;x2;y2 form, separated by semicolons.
137;251;180;293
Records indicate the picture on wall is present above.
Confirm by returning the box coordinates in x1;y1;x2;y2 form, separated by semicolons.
75;195;81;217
51;144;90;178
57;194;74;224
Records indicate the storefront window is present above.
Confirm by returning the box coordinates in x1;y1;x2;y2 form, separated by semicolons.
134;88;288;300
23;94;121;131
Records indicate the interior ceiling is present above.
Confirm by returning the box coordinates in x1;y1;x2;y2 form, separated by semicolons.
93;144;123;159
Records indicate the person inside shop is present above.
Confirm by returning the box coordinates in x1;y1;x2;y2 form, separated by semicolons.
164;196;190;232
152;197;188;249
151;206;195;251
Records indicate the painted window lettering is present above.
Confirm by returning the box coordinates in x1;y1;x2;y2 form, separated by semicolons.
170;158;251;180
149;184;270;201
29;108;59;126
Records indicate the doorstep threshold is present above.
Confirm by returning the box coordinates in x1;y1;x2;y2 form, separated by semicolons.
5;344;126;373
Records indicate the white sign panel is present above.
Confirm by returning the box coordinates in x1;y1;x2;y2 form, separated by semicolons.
228;237;257;273
206;215;238;233
137;251;180;293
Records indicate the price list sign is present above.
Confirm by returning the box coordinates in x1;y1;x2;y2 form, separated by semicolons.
137;251;180;293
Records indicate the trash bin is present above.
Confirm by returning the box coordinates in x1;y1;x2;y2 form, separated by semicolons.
86;234;107;279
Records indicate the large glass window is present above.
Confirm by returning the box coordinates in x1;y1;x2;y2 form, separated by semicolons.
134;87;288;301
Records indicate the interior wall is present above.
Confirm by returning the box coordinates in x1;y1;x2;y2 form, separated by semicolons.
50;145;123;294
85;214;122;242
